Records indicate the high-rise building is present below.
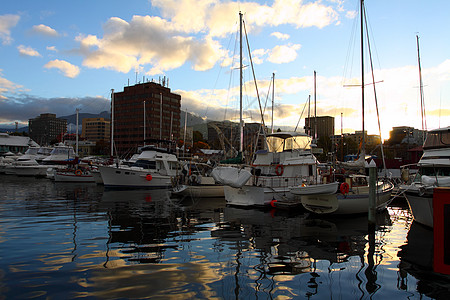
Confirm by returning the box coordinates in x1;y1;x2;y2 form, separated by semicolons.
305;116;335;140
113;81;181;156
82;117;110;142
28;113;67;145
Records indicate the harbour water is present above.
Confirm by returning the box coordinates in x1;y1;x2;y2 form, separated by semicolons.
1;174;449;299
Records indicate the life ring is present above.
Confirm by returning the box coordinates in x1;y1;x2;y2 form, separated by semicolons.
75;169;82;176
146;174;152;181
340;182;350;194
270;199;277;207
275;164;284;176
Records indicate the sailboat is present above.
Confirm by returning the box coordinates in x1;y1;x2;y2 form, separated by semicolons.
211;12;320;207
53;109;100;183
296;0;394;214
401;36;449;228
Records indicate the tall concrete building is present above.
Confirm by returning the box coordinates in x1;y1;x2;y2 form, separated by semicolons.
305;116;335;140
82;117;110;142
113;81;181;156
28;113;67;145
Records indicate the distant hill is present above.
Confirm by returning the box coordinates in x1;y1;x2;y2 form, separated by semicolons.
60;111;111;124
0;110;211;134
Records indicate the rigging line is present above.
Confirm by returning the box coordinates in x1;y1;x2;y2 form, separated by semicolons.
224;27;240;122
364;7;387;172
207;19;238;120
243;19;266;130
294;97;309;132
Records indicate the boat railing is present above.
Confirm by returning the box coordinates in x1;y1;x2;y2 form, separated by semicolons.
252;175;313;188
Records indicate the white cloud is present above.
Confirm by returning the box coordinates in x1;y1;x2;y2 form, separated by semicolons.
17;45;41;57
31;24;59;37
346;10;357;19
44;59;80;78
0;14;20;44
0;69;24;99
76;15;227;75
73;0;340;75
46;46;57;52
271;32;290;40
268;44;301;64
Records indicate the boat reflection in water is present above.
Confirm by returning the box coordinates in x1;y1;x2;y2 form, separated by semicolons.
398;221;450;299
3;174;447;299
211;206;392;298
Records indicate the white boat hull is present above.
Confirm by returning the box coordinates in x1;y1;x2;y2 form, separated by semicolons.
173;184;224;198
301;183;394;214
54;171;96;183
13;166;48;177
224;185;301;207
99;165;172;188
290;182;339;195
404;189;434;228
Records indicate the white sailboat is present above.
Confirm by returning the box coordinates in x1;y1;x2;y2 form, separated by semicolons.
297;0;394;215
172;161;224;198
211;13;321;207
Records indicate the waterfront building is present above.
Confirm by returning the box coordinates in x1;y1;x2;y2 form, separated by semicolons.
0;133;39;154
113;81;181;156
28;113;67;145
82;117;110;142
388;126;426;145
305;116;335;140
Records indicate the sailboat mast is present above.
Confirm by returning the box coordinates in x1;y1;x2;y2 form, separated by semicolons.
360;0;365;152
110;89;114;158
416;34;426;142
314;70;317;142
143;101;146;146
239;11;244;154
76;108;79;156
271;73;274;134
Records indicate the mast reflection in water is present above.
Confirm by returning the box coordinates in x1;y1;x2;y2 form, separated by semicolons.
1;174;449;299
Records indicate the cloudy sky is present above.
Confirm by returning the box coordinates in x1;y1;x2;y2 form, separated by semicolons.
1;0;449;140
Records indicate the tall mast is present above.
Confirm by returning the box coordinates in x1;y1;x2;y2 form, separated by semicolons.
183;110;187;158
360;0;365;152
75;108;79;156
160;93;163;140
416;34;426;143
110;89;114;157
143;101;146;146
239;11;244;154
271;72;275;134
314;70;317;142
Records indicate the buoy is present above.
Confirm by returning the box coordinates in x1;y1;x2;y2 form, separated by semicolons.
146;174;152;181
340;182;349;194
270;199;277;207
275;164;284;176
75;169;82;176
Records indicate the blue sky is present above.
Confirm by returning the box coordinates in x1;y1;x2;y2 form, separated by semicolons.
1;0;449;140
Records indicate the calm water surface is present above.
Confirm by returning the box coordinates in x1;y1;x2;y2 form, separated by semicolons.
1;174;449;299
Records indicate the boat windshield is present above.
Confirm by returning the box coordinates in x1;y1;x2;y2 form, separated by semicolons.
24;148;39;155
50;147;75;156
423;129;450;150
266;135;311;153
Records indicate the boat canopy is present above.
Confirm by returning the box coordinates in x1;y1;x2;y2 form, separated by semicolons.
423;127;450;150
266;132;311;153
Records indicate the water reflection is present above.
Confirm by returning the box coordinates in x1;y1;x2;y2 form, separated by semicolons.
398;221;450;299
2;175;450;299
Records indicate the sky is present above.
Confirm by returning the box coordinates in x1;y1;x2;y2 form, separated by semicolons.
1;0;449;141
